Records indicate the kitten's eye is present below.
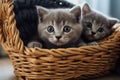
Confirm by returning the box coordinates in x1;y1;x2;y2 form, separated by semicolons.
47;26;54;33
85;22;92;28
98;28;104;32
63;26;71;32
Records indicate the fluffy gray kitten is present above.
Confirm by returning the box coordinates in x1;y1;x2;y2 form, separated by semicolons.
27;6;83;48
81;3;118;42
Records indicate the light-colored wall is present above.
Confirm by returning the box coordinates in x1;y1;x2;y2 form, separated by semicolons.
86;0;110;16
86;0;120;19
110;0;120;19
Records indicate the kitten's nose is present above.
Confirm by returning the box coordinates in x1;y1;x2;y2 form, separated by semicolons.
92;32;96;35
56;36;62;40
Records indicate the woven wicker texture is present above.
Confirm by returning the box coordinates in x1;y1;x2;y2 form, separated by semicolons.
0;0;120;80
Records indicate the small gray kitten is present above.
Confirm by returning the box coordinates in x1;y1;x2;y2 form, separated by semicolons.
81;3;118;42
27;6;83;48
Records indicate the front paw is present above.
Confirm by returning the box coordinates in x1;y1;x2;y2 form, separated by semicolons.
27;41;42;48
87;42;98;46
78;42;87;47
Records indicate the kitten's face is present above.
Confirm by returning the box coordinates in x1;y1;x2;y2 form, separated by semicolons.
37;6;82;46
82;13;112;41
82;4;118;41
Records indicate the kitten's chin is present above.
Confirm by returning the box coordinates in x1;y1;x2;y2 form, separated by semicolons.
49;40;68;46
49;38;69;46
87;36;100;42
51;41;67;46
85;35;96;42
88;35;105;41
55;42;65;46
88;35;95;40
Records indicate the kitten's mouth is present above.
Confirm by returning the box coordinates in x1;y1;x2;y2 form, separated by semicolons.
55;41;64;45
52;40;67;46
88;35;94;39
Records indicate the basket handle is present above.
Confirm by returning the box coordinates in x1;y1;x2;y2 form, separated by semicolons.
0;0;12;43
0;0;24;51
0;0;6;43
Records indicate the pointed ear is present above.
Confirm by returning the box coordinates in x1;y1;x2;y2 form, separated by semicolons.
82;3;91;15
70;6;81;22
36;6;49;17
109;19;119;28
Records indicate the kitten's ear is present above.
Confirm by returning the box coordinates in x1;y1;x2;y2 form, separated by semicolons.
70;6;81;22
109;19;119;28
70;6;81;18
36;6;49;17
82;3;91;15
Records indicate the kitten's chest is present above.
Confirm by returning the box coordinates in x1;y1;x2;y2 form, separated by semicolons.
42;40;80;49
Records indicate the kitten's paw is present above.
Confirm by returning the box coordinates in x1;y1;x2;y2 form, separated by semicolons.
27;41;42;48
87;42;98;46
78;42;87;47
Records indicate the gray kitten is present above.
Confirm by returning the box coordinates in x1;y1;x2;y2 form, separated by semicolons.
81;3;118;42
28;6;83;48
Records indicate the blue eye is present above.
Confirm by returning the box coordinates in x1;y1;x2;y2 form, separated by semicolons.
98;28;104;32
63;26;71;32
47;26;54;33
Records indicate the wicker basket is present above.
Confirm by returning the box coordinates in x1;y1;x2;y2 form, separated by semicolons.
0;0;120;80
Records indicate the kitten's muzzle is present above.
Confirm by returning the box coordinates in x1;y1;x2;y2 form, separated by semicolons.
56;36;62;40
92;31;96;35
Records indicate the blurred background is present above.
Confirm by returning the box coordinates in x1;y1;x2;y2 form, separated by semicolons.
66;0;120;19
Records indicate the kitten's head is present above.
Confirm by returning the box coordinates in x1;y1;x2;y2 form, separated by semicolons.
37;6;82;46
82;3;118;42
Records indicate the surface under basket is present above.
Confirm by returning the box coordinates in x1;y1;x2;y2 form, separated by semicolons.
0;0;120;80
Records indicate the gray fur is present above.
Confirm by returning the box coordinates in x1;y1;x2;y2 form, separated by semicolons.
82;3;118;42
28;6;83;48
